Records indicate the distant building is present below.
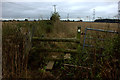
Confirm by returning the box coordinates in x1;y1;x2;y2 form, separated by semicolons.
118;1;120;18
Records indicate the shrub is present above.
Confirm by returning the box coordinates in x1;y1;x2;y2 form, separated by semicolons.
50;12;60;22
25;19;28;21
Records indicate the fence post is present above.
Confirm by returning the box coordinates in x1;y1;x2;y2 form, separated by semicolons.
77;26;81;54
24;26;35;78
83;28;87;49
77;26;81;39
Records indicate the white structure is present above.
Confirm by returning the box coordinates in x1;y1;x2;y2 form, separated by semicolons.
118;1;120;19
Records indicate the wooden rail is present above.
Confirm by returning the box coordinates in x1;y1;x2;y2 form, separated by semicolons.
64;64;91;70
32;47;77;53
32;26;81;54
32;37;80;43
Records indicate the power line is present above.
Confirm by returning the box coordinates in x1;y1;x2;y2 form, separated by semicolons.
93;9;95;21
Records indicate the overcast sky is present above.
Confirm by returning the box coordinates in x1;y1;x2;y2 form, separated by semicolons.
2;1;120;20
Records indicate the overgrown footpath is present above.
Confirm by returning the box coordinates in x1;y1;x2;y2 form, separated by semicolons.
2;21;120;79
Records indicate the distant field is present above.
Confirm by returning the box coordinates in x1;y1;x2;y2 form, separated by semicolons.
3;21;118;31
3;21;118;45
3;21;118;44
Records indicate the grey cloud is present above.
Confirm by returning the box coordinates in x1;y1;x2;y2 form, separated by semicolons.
2;2;118;20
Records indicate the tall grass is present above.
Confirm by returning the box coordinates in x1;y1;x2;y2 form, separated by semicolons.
3;22;28;78
2;21;120;79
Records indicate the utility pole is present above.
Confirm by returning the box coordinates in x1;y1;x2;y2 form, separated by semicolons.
86;16;89;21
53;5;56;13
77;17;81;21
89;16;90;21
93;9;95;21
67;13;69;21
40;15;43;20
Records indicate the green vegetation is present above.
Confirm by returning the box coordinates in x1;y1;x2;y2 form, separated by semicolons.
2;21;120;79
50;12;60;22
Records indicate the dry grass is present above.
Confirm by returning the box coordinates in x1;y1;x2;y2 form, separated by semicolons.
2;21;119;79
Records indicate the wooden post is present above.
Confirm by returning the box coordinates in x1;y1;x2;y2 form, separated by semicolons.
77;26;81;39
77;26;81;54
75;26;81;65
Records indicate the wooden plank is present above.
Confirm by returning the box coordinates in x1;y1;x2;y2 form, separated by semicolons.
77;26;81;54
52;55;57;59
32;48;78;53
47;58;63;61
64;54;71;59
46;61;55;70
47;55;62;61
32;37;80;43
64;64;91;70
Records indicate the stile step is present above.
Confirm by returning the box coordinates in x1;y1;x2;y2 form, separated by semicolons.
64;54;71;59
46;61;55;70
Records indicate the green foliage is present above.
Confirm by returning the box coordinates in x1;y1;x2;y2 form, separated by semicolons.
50;12;60;22
103;35;120;60
25;19;28;21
